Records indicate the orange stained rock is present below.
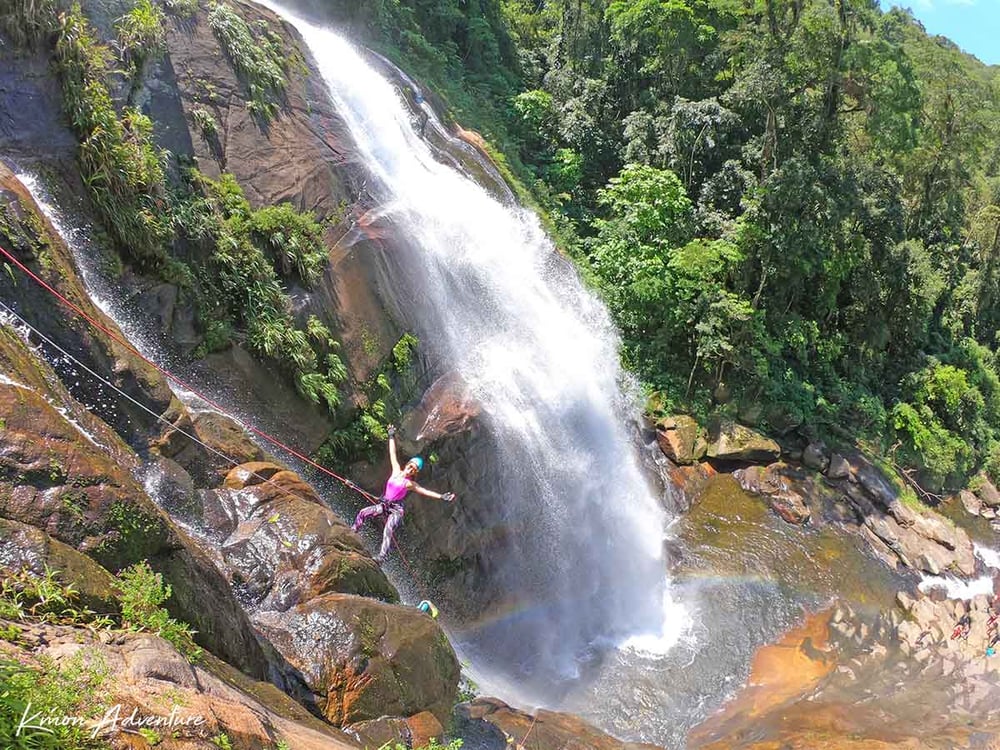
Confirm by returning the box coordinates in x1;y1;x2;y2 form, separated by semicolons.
740;609;837;715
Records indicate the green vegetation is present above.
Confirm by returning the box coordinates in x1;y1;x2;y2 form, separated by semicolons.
114;0;167;95
175;171;347;411
54;3;170;267
0;652;109;749
116;561;202;661
208;2;287;120
344;0;1000;493
191;107;218;138
314;333;419;465
380;740;463;750
0;0;57;50
164;0;199;18
0;567;113;631
22;1;342;416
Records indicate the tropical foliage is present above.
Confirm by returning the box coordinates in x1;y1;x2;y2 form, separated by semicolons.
339;0;1000;492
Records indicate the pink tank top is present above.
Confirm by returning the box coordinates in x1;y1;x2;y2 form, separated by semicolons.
383;473;410;502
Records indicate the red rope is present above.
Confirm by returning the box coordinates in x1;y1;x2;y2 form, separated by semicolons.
0;243;436;601
0;243;376;502
518;713;539;750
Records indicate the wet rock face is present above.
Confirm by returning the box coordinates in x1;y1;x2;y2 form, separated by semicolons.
455;698;664;750
255;593;459;726
205;461;397;606
149;405;457;726
0;165;178;449
0;322;271;679
0;49;77;163
143;0;407;396
736;453;976;576
0;517;119;614
690;600;1000;750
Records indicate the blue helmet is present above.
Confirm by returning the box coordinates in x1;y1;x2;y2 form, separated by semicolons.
407;456;424;471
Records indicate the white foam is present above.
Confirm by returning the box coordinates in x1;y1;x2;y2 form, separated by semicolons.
919;545;1000;600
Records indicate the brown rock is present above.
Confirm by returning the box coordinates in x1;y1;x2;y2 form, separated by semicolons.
223;461;286;490
959;489;983;517
655;415;705;465
0;518;119;614
734;463;809;524
0;624;361;750
706;418;781;463
802;442;830;472
254;593;460;726
402;371;482;443
769;491;811;525
205;470;396;607
0;328;271;678
826;453;851;480
407;711;446;747
345;717;410;748
459;697;663;750
975;474;1000;509
156;409;266;485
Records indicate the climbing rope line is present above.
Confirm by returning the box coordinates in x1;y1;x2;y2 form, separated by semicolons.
0;300;368;517
518;713;539;750
0;297;433;598
0;243;373;503
0;245;434;601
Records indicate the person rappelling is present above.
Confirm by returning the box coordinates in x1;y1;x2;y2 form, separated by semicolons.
352;424;455;563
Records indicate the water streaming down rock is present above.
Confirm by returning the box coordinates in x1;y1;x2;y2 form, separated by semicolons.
258;1;683;697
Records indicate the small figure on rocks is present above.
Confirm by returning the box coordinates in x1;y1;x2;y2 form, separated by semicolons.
951;613;972;641
352;424;455;563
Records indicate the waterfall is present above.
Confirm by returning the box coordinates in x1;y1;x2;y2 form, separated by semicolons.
258;3;686;698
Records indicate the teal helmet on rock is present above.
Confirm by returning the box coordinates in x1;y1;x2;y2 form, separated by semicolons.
407;456;424;471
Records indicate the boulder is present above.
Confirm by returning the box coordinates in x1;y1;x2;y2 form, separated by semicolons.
145;455;198;518
959;489;983;517
975;474;1000;509
0;518;118;614
706;418;781;463
734;463;810;524
802;442;830;472
0;623;361;750
655;414;706;465
201;465;397;606
826;453;851;480
455;697;663;750
407;711;446;747
155;408;267;486
254;593;460;726
769;491;811;525
345;717;410;748
763;404;803;435
402;371;482;443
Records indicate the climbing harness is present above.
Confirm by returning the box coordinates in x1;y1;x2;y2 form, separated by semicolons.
0;243;434;601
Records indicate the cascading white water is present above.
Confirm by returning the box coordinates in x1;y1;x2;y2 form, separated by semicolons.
257;2;686;697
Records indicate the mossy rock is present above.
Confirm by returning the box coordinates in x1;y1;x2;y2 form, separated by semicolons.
706;417;781;463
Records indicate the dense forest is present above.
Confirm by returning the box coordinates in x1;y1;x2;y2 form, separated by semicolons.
320;0;1000;493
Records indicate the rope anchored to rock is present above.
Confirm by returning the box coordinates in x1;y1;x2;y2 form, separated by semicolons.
0;243;437;610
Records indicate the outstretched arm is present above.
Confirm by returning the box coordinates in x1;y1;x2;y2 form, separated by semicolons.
387;425;400;473
411;483;455;502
